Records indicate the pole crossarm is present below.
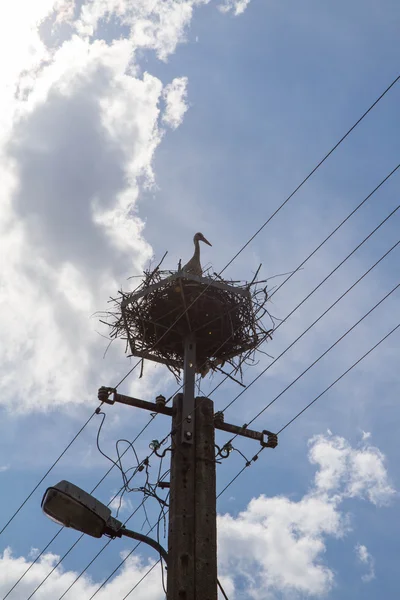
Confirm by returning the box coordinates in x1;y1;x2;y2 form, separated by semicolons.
98;388;278;450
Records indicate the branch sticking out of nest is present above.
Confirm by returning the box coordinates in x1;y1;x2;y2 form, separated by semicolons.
100;264;275;382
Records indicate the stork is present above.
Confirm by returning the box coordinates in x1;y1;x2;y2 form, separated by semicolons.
182;232;212;277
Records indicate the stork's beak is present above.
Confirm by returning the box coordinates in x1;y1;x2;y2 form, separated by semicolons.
201;235;212;247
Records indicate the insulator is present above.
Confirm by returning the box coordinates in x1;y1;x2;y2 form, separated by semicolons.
155;394;166;409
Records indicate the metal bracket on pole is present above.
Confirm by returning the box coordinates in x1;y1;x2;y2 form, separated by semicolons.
182;336;196;444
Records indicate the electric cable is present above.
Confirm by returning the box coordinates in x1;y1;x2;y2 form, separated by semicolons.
19;200;399;599
15;77;400;596
220;239;400;445
57;495;152;600
60;253;400;600
220;202;400;416
0;405;102;538
217;321;400;499
3;410;166;599
60;190;400;598
4;73;398;547
217;73;400;277
277;323;400;434
28;463;171;600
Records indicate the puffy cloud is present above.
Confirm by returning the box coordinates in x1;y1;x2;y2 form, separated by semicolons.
217;432;395;598
75;0;210;61
0;0;218;413
0;37;156;411
0;432;394;598
355;543;375;583
309;432;395;505
0;547;164;599
162;77;189;129
219;0;251;16
109;494;133;515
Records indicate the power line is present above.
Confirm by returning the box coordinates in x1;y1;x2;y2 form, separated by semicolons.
3;411;165;599
202;164;400;404
76;275;400;599
217;319;400;499
121;298;400;599
116;73;400;380
23;200;399;599
217;579;231;600
88;521;160;600
277;323;400;434
15;75;400;598
268;163;400;300
218;73;400;277
57;469;170;600
0;405;102;539
220;201;400;415
224;240;400;441
33;190;400;597
43;246;400;599
121;560;160;600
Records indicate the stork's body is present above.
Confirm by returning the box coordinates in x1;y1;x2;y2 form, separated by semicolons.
182;232;212;276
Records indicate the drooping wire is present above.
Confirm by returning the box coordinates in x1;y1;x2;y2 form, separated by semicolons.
57;493;151;600
82;281;400;600
217;74;400;278
3;73;398;553
0;405;102;539
21;203;399;600
217;321;400;499
2;408;164;599
52;199;400;597
53;249;400;600
15;78;400;596
220;204;400;416
277;323;400;435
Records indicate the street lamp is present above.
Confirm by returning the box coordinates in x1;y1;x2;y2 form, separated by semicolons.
41;480;168;563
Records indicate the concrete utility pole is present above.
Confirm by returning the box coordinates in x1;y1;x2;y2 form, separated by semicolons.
99;378;276;600
99;269;278;599
168;393;217;600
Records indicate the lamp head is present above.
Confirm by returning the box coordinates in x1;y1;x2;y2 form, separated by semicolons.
42;481;121;538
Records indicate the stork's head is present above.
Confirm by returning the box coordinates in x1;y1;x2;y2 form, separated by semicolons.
194;232;212;246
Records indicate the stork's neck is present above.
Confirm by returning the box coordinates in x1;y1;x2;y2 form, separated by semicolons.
193;238;200;259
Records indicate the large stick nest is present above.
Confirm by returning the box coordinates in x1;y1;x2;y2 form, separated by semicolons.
102;263;276;382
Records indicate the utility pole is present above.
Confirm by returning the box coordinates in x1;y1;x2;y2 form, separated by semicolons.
98;382;276;600
168;392;217;600
99;269;278;599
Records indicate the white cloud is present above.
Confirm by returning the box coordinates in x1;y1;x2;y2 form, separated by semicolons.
217;432;395;598
309;432;395;505
355;543;375;582
162;77;189;129
0;432;394;598
219;0;251;16
0;547;164;599
76;0;210;61
0;0;229;413
109;494;133;515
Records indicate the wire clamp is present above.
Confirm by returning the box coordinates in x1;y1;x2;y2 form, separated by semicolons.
260;430;278;449
98;386;116;405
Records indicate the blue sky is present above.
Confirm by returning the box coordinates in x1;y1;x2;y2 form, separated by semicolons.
0;0;399;598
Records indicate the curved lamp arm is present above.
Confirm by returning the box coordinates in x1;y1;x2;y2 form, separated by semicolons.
121;527;168;564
